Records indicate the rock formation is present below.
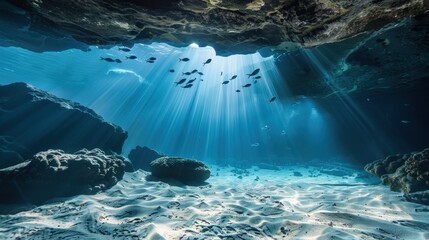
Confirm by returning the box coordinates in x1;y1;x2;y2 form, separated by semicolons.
150;157;211;185
0;148;125;204
0;82;127;159
128;146;165;171
3;0;428;55
365;148;429;205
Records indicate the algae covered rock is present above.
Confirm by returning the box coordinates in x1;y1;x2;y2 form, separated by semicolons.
0;148;125;204
150;157;210;184
365;148;429;205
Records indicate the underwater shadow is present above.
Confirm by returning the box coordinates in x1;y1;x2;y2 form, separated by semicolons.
145;174;210;187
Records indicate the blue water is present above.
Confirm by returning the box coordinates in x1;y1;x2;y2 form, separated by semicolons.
0;43;341;165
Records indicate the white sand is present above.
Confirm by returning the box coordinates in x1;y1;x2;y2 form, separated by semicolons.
1;164;429;240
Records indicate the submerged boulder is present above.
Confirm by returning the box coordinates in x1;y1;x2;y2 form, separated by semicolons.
150;157;210;184
365;148;429;205
0;148;125;204
128;146;165;171
0;82;127;157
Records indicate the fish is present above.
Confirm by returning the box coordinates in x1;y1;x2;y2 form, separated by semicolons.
118;47;131;52
179;58;190;62
203;59;212;65
126;55;137;60
253;76;261;79
187;78;197;84
261;125;271;130
222;81;230;85
236;90;241;93
401;120;411;124
247;68;260;78
250;143;260;147
221;72;223;76
230;75;237;80
148;57;157;61
254;80;258;84
146;60;155;63
243;84;252;88
115;59;122;63
100;57;115;62
198;72;204;75
183;72;192;76
191;69;198;74
281;130;286;135
269;97;276;102
169;69;175;73
182;84;193;88
175;78;186;85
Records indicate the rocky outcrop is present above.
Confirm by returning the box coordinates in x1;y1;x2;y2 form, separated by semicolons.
365;148;429;205
0;82;127;157
4;0;428;55
128;146;165;171
150;157;210;185
0;149;125;204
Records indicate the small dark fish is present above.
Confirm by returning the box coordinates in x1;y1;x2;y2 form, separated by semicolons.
169;69;175;73
236;90;241;93
118;47;131;52
269;97;276;102
175;78;186;85
200;79;204;81
230;75;237;80
191;69;198;74
146;60;155;63
222;81;230;85
100;57;115;62
253;76;261;79
179;58;190;62
182;84;193;88
183;72;192;76
126;55;137;60
221;72;223;76
148;57;156;61
243;84;252;88
203;59;212;66
115;59;122;63
198;72;204;76
187;78;196;84
254;80;258;84
247;68;260;78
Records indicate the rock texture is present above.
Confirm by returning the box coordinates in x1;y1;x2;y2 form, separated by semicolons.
275;13;429;98
365;148;429;205
150;157;211;184
0;82;127;157
4;0;429;55
128;146;165;171
0;149;125;204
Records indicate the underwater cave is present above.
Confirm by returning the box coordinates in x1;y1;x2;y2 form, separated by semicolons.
0;0;429;239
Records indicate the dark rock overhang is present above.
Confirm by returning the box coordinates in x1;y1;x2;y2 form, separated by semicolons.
2;0;429;55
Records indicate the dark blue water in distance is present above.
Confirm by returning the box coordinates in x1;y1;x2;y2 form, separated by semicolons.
0;18;428;169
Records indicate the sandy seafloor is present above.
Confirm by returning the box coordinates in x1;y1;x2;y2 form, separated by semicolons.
1;163;429;240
